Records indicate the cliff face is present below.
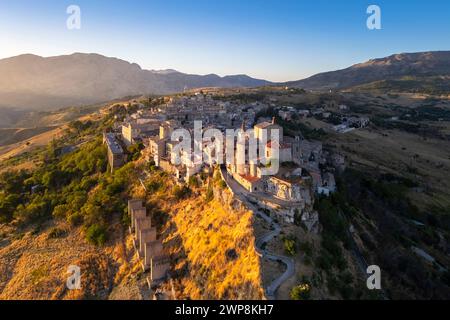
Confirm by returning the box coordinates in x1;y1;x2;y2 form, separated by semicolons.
164;186;265;300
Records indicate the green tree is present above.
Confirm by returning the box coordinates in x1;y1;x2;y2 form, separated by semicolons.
188;176;200;188
85;223;107;246
0;194;20;223
283;237;297;256
290;283;311;300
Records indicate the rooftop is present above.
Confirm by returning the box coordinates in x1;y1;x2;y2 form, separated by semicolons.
254;121;273;129
266;140;291;149
239;174;261;183
272;166;306;184
105;133;124;154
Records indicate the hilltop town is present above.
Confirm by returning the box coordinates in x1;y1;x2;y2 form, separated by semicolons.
99;88;361;298
105;91;348;226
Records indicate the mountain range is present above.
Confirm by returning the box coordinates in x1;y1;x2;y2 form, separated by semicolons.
1;51;450;111
288;51;450;91
0;53;271;110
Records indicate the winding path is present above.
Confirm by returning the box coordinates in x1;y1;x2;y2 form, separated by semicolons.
220;167;295;300
254;210;295;299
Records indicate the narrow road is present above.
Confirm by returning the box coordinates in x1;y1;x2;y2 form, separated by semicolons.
220;167;295;300
254;210;295;299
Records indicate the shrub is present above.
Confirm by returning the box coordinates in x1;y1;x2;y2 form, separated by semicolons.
213;169;222;183
127;143;144;161
218;180;227;190
17;198;52;224
200;172;208;182
317;197;348;242
79;176;98;192
121;207;131;227
316;250;333;271
52;204;70;219
205;187;214;203
67;212;83;226
173;185;191;200
283;237;297;256
146;179;163;193
327;273;354;299
85;223;107;246
299;241;313;257
148;160;157;172
81;203;103;225
290;283;311;300
0;194;19;223
105;181;124;196
47;227;67;239
188;176;200;188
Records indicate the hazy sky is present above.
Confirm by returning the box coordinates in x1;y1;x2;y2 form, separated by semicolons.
0;0;449;81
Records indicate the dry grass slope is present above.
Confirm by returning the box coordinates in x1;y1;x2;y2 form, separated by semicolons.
165;189;265;300
0;226;116;300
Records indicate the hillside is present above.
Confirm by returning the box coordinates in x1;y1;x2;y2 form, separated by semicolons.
0;108;266;300
0;53;270;110
163;186;265;299
346;75;450;95
0;169;265;300
0;127;56;147
0;222;121;300
287;51;450;92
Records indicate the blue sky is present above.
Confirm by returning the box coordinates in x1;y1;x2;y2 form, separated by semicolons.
0;0;449;81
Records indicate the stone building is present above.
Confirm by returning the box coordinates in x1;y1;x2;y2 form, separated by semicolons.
103;132;126;173
266;140;292;163
317;172;336;196
254;117;284;144
122;119;160;146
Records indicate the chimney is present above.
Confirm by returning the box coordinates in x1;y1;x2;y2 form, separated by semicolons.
272;117;276;124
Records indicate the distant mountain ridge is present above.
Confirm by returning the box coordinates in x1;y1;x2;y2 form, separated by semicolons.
0;53;271;110
287;51;450;91
2;51;450;111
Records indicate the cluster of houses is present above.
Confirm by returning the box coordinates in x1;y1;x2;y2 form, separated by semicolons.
275;102;370;134
275;101;351;121
316;101;370;133
225;118;340;223
145;94;268;130
104;92;269;173
332;116;370;133
277;106;312;121
144;115;339;223
104;93;345;225
128;199;169;285
276;106;306;121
